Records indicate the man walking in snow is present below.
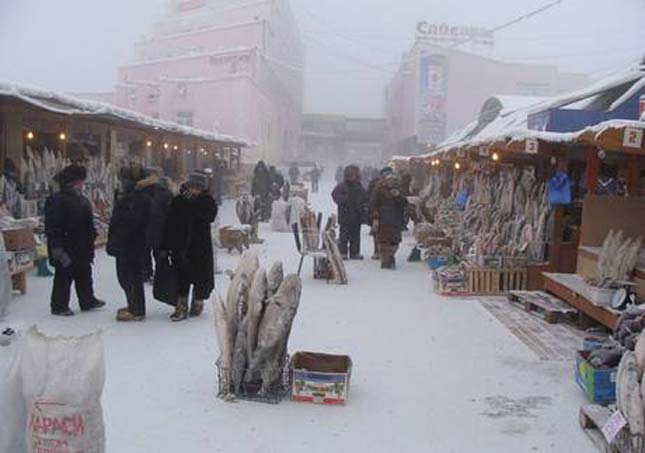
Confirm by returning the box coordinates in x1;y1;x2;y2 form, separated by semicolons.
332;165;368;260
370;173;408;270
45;164;106;316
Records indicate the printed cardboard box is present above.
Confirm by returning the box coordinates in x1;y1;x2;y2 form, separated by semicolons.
291;352;352;405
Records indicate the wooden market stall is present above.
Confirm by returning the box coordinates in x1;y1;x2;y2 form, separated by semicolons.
0;80;248;296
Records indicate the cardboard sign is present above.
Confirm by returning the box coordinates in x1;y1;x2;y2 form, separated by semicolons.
623;127;643;149
601;410;627;444
525;138;539;154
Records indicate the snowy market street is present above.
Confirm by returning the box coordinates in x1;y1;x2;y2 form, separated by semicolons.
1;181;593;453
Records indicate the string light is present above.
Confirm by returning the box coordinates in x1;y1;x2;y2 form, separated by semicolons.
163;143;169;150
146;140;152;147
26;131;35;140
454;162;461;170
173;145;179;151
491;152;500;162
59;132;67;141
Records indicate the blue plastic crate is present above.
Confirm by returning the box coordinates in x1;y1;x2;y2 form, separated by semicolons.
426;255;451;270
575;350;616;405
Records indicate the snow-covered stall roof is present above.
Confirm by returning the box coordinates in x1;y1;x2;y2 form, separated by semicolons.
0;80;249;147
421;62;645;159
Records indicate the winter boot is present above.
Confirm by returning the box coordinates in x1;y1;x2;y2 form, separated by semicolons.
189;298;205;317
171;297;189;322
116;309;144;322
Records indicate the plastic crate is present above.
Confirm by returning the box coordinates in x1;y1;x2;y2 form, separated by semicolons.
575;350;617;405
426;255;454;270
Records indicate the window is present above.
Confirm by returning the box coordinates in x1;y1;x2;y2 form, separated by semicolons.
176;111;193;127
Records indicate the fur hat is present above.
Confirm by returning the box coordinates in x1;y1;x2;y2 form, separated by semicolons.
380;166;394;177
187;172;209;191
59;164;87;186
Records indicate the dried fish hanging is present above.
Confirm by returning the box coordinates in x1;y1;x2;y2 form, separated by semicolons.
417;166;552;266
587;230;643;288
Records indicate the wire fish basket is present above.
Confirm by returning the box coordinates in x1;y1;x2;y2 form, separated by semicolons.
216;355;292;404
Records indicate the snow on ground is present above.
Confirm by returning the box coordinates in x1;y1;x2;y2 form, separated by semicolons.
0;179;593;453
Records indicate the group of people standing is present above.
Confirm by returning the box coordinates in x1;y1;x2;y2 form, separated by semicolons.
332;165;409;269
44;163;218;322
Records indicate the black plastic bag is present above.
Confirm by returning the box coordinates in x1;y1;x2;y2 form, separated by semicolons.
153;253;178;306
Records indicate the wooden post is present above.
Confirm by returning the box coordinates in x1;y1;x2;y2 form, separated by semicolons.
585;147;600;196
626;154;641;196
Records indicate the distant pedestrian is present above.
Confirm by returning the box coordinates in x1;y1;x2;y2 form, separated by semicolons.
252;161;272;221
309;163;322;193
332;165;367;260
269;165;285;189
162;172;218;321
370;173;408;270
45;164;105;316
335;165;344;184
107;164;151;322
288;163;300;185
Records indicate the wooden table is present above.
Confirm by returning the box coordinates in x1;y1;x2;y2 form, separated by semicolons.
543;272;620;330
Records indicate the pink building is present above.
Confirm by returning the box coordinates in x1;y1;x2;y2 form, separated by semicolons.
385;38;588;157
114;0;304;163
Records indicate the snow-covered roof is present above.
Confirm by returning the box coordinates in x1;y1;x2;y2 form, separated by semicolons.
425;62;645;158
0;80;249;147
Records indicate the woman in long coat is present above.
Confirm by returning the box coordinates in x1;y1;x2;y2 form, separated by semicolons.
163;172;218;321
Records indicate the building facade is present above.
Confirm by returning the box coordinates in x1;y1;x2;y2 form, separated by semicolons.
385;32;588;157
301;114;385;166
114;0;304;163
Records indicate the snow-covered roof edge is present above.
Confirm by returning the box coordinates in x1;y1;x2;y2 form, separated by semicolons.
0;79;249;147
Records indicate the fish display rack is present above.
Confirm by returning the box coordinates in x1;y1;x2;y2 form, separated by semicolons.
216;355;292;404
579;404;645;452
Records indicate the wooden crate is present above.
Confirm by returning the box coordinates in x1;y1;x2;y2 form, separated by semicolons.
467;267;527;295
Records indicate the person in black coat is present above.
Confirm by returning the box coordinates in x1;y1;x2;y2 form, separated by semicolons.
163;172;218;321
252;161;272;221
331;164;367;260
45;164;105;316
269;165;284;189
107;164;151;322
138;169;173;282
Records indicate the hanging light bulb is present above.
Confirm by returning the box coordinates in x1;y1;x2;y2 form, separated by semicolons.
163;143;169;150
173;145;179;151
59;132;67;141
491;152;500;162
26;131;35;140
454;162;461;170
146;140;152;147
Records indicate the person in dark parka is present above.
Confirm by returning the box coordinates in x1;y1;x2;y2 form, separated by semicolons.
163;172;218;321
331;165;367;260
370;174;408;269
45;164;105;316
107;164;151;322
288;163;300;185
252;161;272;221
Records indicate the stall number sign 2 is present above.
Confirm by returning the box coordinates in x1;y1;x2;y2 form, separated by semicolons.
601;410;627;444
525;138;539;154
623;127;643;149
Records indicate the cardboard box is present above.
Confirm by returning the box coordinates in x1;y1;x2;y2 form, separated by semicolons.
291;352;352;405
2;228;36;251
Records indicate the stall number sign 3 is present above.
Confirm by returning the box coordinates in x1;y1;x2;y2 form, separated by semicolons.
623;127;643;149
601;410;627;444
525;139;539;154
